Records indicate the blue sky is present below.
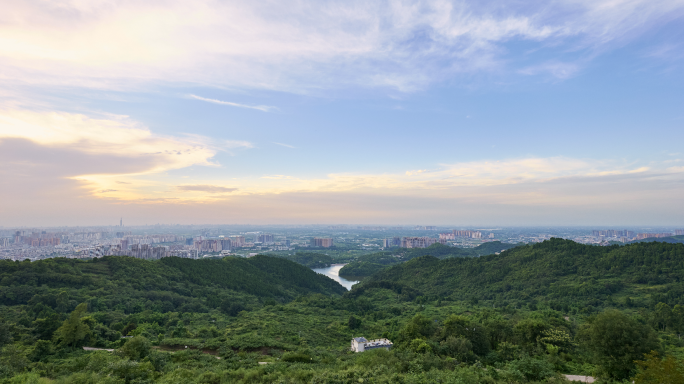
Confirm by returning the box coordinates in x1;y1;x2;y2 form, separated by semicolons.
1;0;683;226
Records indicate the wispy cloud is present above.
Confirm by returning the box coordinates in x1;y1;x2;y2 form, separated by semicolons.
176;185;238;193
189;94;276;112
273;142;296;148
0;1;681;93
225;140;254;149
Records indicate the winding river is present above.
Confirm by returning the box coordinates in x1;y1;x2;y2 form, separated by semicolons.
311;263;359;290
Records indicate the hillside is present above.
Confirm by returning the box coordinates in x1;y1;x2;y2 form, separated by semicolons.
349;238;684;311
1;240;683;383
268;252;334;268
0;255;346;315
339;241;518;277
629;235;684;244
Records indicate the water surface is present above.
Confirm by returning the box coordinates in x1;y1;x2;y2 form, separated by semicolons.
311;264;359;290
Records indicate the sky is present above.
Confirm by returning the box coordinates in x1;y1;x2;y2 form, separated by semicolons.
1;0;684;227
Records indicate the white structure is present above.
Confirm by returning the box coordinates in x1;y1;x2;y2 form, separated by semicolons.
351;337;393;352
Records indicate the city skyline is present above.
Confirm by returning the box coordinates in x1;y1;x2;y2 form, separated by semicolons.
1;1;684;226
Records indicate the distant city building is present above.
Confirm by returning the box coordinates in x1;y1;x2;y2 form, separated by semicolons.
230;236;246;247
676;229;684;236
13;231;62;247
284;239;291;247
439;233;455;240
401;237;446;248
311;237;333;247
636;232;673;240
194;239;225;252
0;238;9;247
592;230;635;238
452;230;482;239
488;233;495;239
383;237;401;247
257;234;274;243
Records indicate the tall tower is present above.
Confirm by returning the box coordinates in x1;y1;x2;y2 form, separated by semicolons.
120;218;123;227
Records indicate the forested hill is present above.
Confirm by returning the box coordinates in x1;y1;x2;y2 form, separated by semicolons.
339;241;518;277
628;235;684;244
349;238;684;311
0;255;346;315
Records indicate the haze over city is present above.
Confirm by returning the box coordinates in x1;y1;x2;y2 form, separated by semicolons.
1;0;683;226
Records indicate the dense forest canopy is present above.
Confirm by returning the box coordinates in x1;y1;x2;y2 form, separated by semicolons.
1;239;683;383
0;255;346;315
339;241;518;277
353;239;684;311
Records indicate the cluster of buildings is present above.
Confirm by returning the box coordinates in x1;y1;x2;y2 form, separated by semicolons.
589;229;684;243
382;229;494;249
310;237;334;247
383;236;447;248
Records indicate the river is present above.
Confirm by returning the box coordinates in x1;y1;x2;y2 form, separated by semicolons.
311;264;359;290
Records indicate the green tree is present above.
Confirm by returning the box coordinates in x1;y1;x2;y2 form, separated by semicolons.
439;336;473;360
0;322;11;347
56;290;69;313
634;351;684;384
671;305;684;340
53;303;91;348
508;356;555;381
654;302;671;331
347;316;362;330
583;309;660;381
120;336;150;360
514;318;548;352
27;340;54;362
442;315;490;356
400;314;436;341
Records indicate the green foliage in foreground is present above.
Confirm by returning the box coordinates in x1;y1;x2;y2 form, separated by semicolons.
0;239;683;383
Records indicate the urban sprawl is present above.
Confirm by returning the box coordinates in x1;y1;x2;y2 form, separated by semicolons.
1;224;682;261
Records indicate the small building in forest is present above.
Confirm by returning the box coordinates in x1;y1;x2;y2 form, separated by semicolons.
351;337;393;352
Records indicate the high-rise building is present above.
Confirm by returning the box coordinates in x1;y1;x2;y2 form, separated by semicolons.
383;237;401;247
257;234;274;243
452;230;482;239
311;238;333;247
401;237;446;248
230;236;245;247
676;229;684;236
636;232;673;240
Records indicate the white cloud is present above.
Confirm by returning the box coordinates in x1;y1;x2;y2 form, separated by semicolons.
273;142;296;149
189;94;277;112
0;0;681;93
519;61;582;79
0;108;225;199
